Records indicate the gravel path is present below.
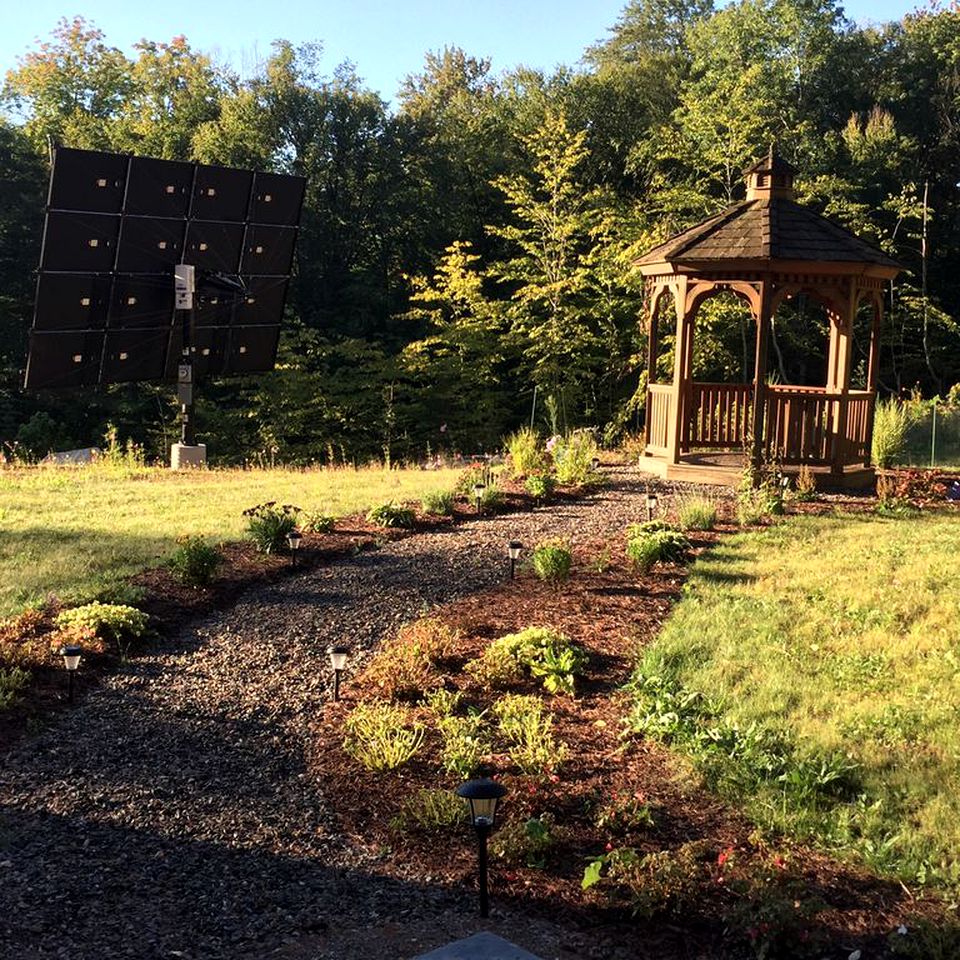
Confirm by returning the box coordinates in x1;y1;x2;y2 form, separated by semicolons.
0;468;697;960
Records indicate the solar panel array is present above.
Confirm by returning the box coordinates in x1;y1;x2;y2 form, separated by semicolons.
25;147;306;389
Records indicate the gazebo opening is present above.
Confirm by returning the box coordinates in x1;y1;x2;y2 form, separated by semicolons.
636;147;901;488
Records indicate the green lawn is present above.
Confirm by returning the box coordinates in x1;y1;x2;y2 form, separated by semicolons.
632;510;960;890
1;463;461;616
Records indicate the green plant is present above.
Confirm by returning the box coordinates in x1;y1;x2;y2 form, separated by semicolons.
676;495;718;531
595;790;656;836
524;472;556;501
55;601;148;658
493;694;566;776
363;617;458;700
467;627;587;696
167;535;221;586
243;501;300;552
438;708;490;778
625;528;690;573
0;665;31;710
506;427;545;477
888;918;960;958
551;430;599;486
873;397;911;468
793;465;818;501
390;787;465;834
300;511;335;533
582;840;713;918
530;538;572;584
627;519;671;536
491;814;557;868
366;501;415;528
343;701;425;771
420;489;455;516
423;687;461;717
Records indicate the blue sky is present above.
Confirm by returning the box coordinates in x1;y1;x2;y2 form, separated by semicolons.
2;0;923;107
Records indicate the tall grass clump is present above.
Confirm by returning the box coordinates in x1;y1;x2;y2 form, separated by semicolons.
676;494;718;531
506;427;545;477
872;397;911;468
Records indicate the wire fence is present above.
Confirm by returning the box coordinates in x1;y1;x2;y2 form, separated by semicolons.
900;403;960;468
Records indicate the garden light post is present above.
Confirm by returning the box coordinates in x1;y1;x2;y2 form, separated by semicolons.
328;645;349;702
472;482;486;515
646;492;659;522
60;645;82;704
508;541;522;580
456;778;507;918
591;456;600;472
286;529;303;567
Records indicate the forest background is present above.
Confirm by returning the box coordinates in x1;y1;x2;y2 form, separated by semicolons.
1;0;959;465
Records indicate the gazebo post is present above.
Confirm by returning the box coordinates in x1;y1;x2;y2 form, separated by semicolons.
666;277;691;465
863;294;884;467
749;282;772;475
826;287;857;475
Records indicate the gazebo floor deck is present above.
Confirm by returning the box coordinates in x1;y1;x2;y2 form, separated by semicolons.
637;451;875;490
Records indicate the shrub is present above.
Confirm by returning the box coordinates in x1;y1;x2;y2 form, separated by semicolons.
0;665;31;710
468;627;587;696
363;617;458;700
506;427;545;477
55;602;148;658
420;489;455;516
390;787;465;834
594;791;656;836
873;397;910;468
438;709;490;778
551;430;599;486
524;472;556;501
0;607;59;669
627;519;671;536
343;701;425;771
243;501;300;553
423;687;461;717
455;463;494;496
582;841;713;919
168;535;221;586
530;538;572;584
366;501;415;528
626;528;690;573
676;495;718;531
301;511;335;533
493;694;567;776
491;814;557;868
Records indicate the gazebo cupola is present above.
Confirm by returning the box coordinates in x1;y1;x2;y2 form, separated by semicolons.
635;147;901;487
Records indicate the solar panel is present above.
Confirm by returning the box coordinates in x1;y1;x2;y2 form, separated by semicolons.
25;147;305;391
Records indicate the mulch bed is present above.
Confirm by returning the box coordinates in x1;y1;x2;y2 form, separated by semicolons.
307;524;941;958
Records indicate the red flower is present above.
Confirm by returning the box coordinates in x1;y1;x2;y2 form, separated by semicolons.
605;842;614;852
717;847;733;866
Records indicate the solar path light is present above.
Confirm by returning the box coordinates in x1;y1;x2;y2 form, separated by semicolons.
591;456;600;472
646;491;659;522
456;778;507;918
472;481;486;515
60;645;82;704
328;645;349;702
508;541;522;580
286;529;303;566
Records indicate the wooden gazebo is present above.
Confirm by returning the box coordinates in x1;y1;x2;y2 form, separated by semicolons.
636;148;900;487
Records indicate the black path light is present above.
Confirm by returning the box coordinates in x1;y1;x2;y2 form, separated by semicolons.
286;528;303;566
328;645;349;701
508;541;522;580
60;645;82;704
456;778;507;918
646;491;659;522
472;481;486;515
591;456;601;472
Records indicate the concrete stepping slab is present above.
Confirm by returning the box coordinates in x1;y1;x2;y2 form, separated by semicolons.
414;931;545;960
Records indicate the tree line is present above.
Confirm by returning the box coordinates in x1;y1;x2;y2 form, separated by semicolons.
1;0;959;463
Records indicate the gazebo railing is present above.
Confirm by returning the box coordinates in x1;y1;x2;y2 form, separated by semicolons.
645;383;672;454
689;383;752;448
764;387;874;466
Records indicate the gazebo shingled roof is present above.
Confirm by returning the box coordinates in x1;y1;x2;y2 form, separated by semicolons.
634;147;901;488
638;149;899;269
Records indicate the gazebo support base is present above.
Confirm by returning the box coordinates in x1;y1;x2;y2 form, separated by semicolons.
637;452;875;491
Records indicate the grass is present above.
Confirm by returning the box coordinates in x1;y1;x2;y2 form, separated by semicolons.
633;510;960;890
0;463;460;616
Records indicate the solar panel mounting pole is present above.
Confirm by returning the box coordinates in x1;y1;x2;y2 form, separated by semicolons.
172;264;205;468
